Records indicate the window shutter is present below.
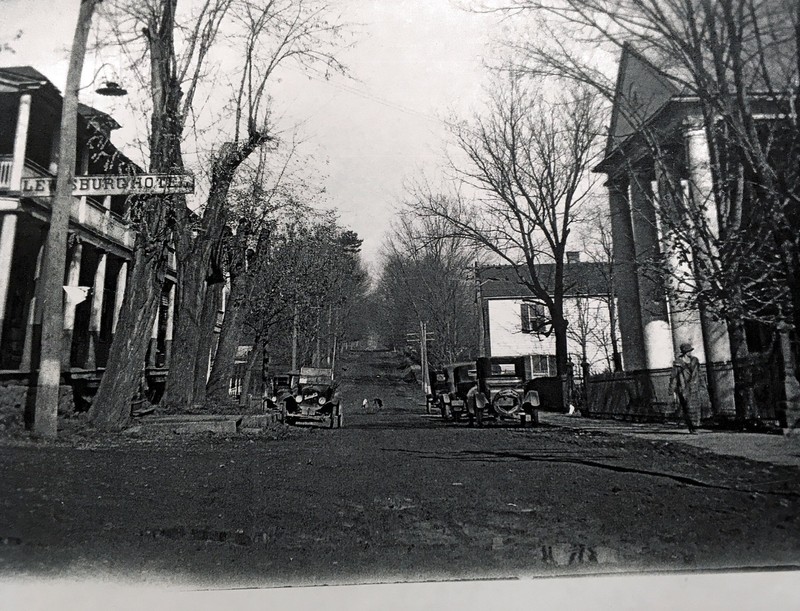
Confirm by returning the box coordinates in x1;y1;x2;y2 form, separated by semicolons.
521;303;531;333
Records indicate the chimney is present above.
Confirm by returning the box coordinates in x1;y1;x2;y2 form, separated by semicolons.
566;251;581;264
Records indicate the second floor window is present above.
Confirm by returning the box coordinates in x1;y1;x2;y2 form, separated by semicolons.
520;301;548;333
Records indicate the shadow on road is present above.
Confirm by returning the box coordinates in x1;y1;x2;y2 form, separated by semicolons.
383;447;800;498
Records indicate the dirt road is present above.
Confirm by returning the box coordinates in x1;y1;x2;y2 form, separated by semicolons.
1;350;799;587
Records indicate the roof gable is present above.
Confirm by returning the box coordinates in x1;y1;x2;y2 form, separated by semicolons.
605;44;680;158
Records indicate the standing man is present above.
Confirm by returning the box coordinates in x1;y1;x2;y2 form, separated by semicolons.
669;343;704;433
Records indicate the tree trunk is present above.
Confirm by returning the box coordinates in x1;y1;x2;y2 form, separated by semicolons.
89;245;164;430
192;282;222;404
606;271;622;372
291;300;299;371
162;258;208;409
728;317;754;421
89;0;181;430
239;342;263;405
206;274;246;402
162;135;270;410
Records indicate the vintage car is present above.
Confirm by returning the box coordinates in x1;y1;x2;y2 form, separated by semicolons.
428;362;478;421
473;356;540;424
271;367;343;427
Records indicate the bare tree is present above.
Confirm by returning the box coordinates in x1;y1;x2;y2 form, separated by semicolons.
376;213;480;365
472;0;800;420
90;0;210;429
162;0;350;410
88;0;350;427
578;203;622;371
412;75;603;376
204;141;317;403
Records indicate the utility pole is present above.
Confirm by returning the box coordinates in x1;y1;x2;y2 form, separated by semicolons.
420;320;428;396
34;0;103;437
475;261;486;358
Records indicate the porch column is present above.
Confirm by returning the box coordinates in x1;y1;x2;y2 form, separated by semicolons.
629;171;672;370
0;214;18;353
20;236;46;370
684;118;734;416
86;249;107;369
9;93;32;192
607;180;646;370
163;282;176;367
654;158;706;362
62;241;83;367
147;299;161;367
112;259;127;333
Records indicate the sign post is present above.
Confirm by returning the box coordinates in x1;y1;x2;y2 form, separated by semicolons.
33;0;102;438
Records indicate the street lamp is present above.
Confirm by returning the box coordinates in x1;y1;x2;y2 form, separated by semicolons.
96;81;127;97
33;0;104;437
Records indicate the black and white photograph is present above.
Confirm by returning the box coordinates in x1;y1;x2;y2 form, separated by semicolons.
0;1;799;608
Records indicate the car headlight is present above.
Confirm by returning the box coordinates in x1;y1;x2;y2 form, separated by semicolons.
318;396;327;405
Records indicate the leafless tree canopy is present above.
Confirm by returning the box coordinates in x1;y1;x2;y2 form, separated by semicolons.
410;75;604;374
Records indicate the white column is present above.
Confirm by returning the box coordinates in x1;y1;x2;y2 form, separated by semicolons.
654;160;706;362
62;241;83;367
607;180;646;370
9;93;32;192
112;260;127;332
148;298;161;367
629;172;673;370
20;237;45;370
0;214;18;351
684;118;734;415
163;282;176;367
86;249;107;368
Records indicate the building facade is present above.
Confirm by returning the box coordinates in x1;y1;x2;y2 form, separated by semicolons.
477;260;617;379
592;47;799;424
0;66;176;415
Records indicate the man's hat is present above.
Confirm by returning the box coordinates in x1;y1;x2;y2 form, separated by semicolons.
679;342;694;354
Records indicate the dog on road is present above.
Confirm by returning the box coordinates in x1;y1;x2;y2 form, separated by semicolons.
363;397;383;411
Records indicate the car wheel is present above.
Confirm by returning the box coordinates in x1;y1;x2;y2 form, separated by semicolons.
492;389;521;417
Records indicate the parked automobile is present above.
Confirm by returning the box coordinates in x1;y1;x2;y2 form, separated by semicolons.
429;362;477;421
271;367;338;415
475;356;540;423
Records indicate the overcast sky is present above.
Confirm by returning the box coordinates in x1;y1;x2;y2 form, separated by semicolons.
1;0;503;266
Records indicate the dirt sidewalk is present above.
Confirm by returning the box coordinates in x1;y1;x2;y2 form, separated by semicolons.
538;412;800;467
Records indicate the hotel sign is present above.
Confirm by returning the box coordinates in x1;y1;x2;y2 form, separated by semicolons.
21;174;195;197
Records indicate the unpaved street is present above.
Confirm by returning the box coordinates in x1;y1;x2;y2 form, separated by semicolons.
1;351;799;587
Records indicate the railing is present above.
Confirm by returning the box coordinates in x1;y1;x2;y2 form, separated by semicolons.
0;155;53;190
75;196;133;249
0;156;12;189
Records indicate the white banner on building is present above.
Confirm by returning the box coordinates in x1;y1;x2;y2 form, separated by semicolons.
20;174;195;197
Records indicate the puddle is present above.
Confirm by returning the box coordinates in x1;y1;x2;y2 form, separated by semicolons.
540;544;619;565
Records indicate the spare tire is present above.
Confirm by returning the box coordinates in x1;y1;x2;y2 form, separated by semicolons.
492;389;521;417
